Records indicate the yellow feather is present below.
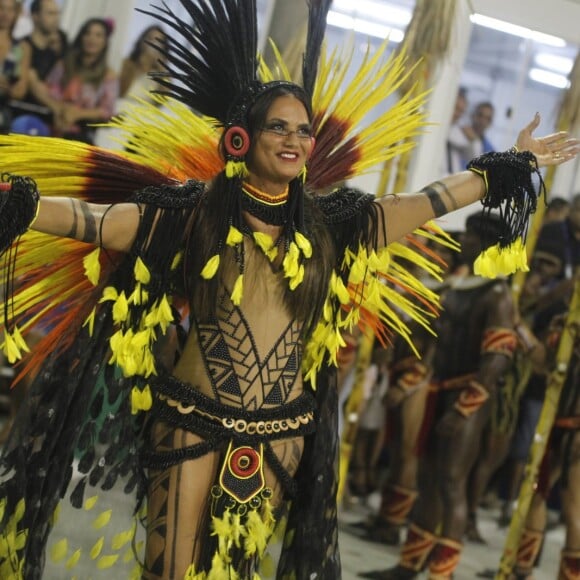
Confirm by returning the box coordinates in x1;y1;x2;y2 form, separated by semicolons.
66;549;82;570
134;257;151;284
84;496;98;511
171;251;184;271
99;286;119;303
282;243;300;278
93;510;112;530
294;232;312;258
83;307;96;337
226;225;244;246
231;274;244;306
225;160;249;179
97;554;119;569
253;231;274;253
112;291;129;324
51;538;68;562
90;536;104;559
112;529;133;550
289;265;305;290
83;247;101;286
312;41;429;182
201;254;220;280
11;326;30;354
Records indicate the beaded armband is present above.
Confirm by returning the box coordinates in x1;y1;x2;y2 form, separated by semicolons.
454;380;490;418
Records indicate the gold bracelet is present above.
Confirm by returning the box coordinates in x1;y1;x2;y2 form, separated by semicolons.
468;166;489;197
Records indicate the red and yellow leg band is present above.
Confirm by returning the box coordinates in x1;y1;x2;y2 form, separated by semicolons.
559;548;580;580
428;537;463;579
399;523;436;572
454;380;490;418
515;527;544;575
379;484;418;526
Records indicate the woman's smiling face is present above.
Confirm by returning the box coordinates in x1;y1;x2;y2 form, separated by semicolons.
245;94;314;193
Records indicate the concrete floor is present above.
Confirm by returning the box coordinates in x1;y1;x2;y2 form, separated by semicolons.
38;485;565;579
0;407;565;579
339;491;564;580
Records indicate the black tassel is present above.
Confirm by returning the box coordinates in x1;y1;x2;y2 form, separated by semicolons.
124;473;139;494
101;466;120;491
467;150;545;249
89;461;105;486
77;421;95;451
0;173;40;339
78;448;95;474
0;173;40;254
70;476;88;509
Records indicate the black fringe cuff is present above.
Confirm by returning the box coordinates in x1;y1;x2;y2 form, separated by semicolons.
467;150;545;248
0;173;40;254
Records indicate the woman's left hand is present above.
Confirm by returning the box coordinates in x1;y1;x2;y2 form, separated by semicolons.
516;113;580;167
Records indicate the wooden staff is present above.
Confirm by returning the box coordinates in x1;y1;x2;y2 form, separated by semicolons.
337;329;375;503
496;278;580;579
496;51;580;577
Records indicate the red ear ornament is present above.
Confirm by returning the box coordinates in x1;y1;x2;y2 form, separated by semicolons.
224;126;250;157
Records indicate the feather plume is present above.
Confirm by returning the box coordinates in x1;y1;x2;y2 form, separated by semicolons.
140;0;259;124
302;0;333;97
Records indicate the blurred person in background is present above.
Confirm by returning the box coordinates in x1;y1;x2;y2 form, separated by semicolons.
95;24;168;149
32;16;118;143
445;86;469;174
11;0;66;135
0;0;30;132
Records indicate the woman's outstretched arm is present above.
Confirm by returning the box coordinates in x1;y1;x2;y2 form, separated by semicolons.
32;198;141;252
378;114;580;245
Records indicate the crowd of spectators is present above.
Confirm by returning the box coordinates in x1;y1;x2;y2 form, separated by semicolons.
1;0;167;144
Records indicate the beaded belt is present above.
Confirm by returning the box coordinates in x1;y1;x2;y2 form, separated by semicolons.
159;394;314;435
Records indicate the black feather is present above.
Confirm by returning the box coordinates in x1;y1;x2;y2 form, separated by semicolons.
140;0;259;123
303;0;333;98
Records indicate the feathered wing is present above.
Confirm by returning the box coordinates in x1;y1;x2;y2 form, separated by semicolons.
308;41;429;190
0;100;222;377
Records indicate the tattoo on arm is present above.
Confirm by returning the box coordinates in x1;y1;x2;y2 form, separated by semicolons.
433;180;459;211
65;198;79;238
421;185;447;217
80;201;97;243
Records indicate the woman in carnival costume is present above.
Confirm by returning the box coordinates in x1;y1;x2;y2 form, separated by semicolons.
0;1;578;578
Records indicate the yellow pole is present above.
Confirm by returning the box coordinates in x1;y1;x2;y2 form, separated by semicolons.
495;279;580;579
337;330;375;503
511;131;564;305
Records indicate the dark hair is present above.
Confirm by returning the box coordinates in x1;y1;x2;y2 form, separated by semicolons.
30;0;42;15
474;101;494;112
547;196;570;211
62;18;113;87
128;25;168;63
465;211;506;251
